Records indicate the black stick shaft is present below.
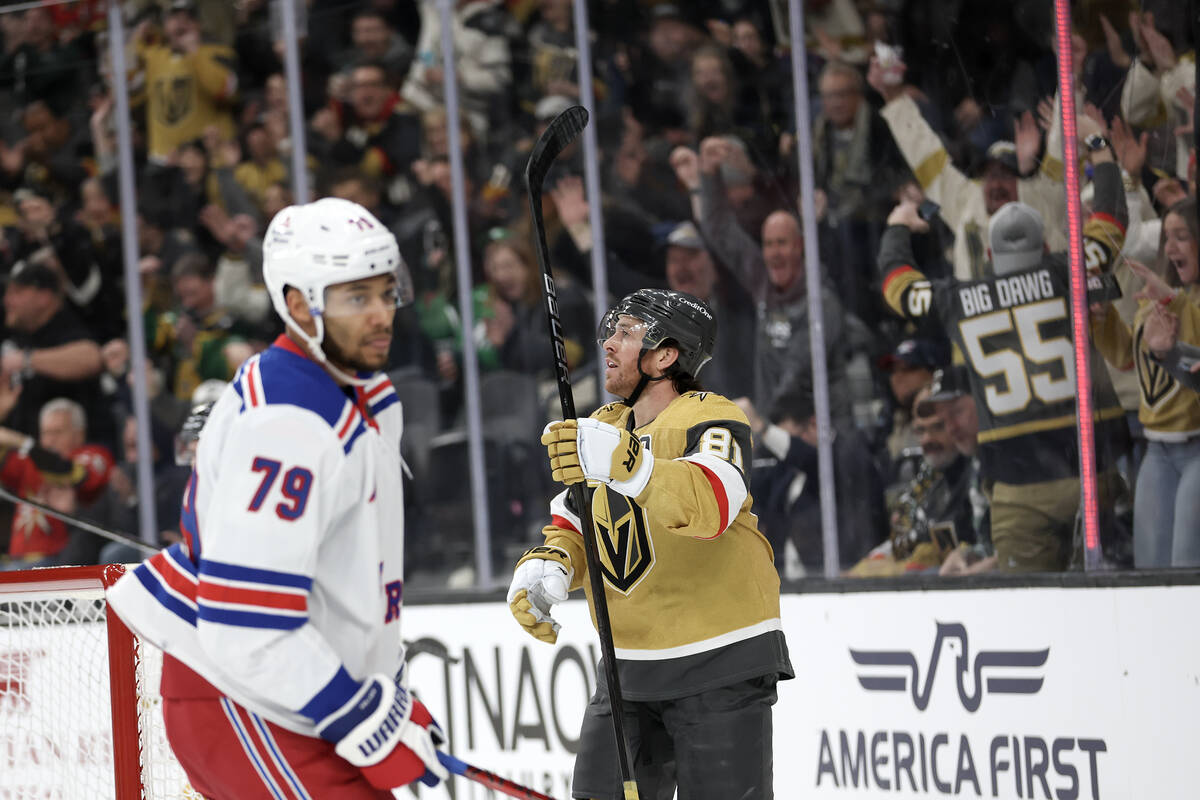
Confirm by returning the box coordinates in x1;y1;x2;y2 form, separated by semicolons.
525;106;640;799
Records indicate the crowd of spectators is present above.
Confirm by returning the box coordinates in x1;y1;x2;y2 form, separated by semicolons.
0;0;1195;584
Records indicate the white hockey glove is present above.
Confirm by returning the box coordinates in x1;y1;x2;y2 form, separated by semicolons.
507;545;573;644
316;667;449;790
541;418;654;498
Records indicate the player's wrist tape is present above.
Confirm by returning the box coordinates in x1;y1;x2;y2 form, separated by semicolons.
316;673;447;788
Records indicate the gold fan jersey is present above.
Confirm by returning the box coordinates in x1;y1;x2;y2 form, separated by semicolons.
1091;285;1200;440
542;391;792;700
880;210;1129;485
138;40;237;161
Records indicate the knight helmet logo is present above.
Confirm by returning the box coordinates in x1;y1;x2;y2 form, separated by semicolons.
849;622;1048;712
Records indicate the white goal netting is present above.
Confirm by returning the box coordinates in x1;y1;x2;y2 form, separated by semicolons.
0;572;196;799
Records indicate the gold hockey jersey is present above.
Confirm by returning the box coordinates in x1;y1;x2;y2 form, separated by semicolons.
139;41;237;161
542;391;792;700
1091;285;1200;439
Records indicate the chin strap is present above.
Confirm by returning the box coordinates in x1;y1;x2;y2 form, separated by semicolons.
286;319;373;387
622;347;671;406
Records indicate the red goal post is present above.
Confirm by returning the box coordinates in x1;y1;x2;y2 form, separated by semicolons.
0;564;195;799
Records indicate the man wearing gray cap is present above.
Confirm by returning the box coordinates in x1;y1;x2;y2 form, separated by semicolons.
663;221;754;398
878;143;1129;572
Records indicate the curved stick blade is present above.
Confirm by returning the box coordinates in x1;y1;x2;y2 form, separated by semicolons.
524;105;589;191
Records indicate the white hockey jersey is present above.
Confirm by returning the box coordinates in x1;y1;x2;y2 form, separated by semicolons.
107;335;408;736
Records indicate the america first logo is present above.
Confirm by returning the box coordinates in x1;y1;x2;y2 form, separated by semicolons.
817;622;1106;797
850;621;1048;712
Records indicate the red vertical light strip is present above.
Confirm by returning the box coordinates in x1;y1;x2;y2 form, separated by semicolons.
1053;0;1101;567
102;563;143;799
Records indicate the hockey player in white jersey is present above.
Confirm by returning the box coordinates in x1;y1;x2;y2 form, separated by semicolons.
107;198;448;798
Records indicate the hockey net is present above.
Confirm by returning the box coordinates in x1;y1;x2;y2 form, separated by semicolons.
0;564;197;799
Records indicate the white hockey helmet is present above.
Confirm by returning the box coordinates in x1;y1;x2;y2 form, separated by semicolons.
263;197;412;382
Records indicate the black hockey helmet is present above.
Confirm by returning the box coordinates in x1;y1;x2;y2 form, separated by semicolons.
597;289;717;378
175;402;214;466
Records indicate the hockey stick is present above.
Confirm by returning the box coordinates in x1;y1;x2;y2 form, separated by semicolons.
438;751;558;800
0;483;157;557
525;105;640;800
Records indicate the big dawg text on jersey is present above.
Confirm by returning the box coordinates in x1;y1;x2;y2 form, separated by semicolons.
879;164;1129;486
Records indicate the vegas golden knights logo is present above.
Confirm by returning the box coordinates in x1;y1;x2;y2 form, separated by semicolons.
155;76;194;126
591;486;654;595
1134;325;1177;410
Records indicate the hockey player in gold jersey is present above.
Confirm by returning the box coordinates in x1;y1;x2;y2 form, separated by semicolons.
507;289;792;800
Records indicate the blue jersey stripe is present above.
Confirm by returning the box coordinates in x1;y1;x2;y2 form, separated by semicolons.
179;474;202;560
231;374;247;412
220;698;287;800
164;542;197;575
342;421;368;454
301;666;362;730
250;713;314;800
197;605;307;630
199;559;313;590
369;394;398;416
133;564;197;625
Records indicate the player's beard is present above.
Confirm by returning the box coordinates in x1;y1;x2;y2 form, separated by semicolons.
322;323;391;374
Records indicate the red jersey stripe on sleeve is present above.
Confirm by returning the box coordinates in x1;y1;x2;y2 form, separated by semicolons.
197;583;308;612
691;462;729;538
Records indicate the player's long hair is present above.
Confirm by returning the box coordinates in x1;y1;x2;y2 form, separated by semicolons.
1158;198;1199;289
660;338;704;394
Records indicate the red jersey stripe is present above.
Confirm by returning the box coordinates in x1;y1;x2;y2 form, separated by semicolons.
363;381;392;401
246;362;260;407
551;514;580;534
336;405;358;439
197;583;307;612
149;553;198;601
691;462;729;539
882;264;916;296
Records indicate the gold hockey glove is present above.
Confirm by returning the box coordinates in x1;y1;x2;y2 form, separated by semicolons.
541;418;654;497
507;546;573;644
